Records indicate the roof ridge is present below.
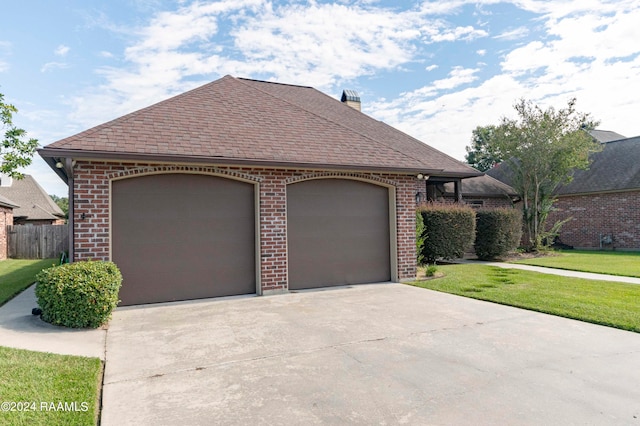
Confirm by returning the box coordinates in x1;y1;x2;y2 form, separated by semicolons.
602;135;640;145
237;77;313;89
235;78;454;173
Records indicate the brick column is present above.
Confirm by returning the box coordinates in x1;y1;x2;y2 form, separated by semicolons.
259;173;288;294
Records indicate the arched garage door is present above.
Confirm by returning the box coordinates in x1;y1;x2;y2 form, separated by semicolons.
112;173;256;305
287;179;391;290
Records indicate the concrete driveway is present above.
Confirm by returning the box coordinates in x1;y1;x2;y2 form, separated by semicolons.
102;283;640;425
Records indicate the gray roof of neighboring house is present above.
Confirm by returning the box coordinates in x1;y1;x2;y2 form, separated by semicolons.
557;135;640;195
39;75;481;180
0;194;19;209
487;134;640;196
0;175;64;220
444;174;518;198
589;129;626;143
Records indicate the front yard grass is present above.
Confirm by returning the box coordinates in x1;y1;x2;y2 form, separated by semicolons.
0;346;102;426
0;258;58;306
510;250;640;278
411;264;640;332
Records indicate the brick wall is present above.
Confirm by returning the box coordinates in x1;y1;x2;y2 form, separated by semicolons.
71;161;417;293
0;206;13;260
548;190;640;249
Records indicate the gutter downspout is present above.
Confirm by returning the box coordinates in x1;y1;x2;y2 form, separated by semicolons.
65;158;75;262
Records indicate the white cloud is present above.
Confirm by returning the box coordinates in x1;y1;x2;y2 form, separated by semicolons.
494;26;529;40
59;0;640;162
99;51;115;58
427;25;488;42
368;0;640;160
40;62;70;72
54;44;70;56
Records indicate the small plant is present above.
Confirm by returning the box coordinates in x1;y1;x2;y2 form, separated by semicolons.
35;260;122;328
425;264;438;277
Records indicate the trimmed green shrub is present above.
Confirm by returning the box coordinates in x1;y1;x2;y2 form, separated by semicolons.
475;208;523;260
35;261;122;328
416;211;426;265
417;204;476;264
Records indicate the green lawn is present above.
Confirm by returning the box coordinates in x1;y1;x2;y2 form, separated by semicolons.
0;346;101;426
510;250;640;278
0;259;58;306
411;264;640;332
0;260;102;424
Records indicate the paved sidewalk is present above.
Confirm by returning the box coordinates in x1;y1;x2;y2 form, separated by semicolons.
0;284;106;359
454;259;640;285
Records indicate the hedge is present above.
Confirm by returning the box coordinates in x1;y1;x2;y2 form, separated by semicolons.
35;261;122;328
417;204;476;264
475;208;522;260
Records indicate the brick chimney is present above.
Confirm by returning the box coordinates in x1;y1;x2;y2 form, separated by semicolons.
341;90;361;111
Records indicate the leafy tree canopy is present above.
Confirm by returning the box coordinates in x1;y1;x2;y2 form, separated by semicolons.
50;194;69;218
478;98;601;250
465;125;503;172
1;91;38;178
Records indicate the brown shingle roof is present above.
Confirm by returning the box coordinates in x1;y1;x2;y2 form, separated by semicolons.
0;194;19;209
444;174;518;197
0;175;64;220
487;134;640;195
40;76;479;177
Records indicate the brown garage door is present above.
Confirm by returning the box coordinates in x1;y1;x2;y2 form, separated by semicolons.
112;173;255;305
287;179;391;290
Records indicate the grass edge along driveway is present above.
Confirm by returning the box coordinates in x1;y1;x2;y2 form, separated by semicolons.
0;259;102;425
0;258;58;306
510;250;640;278
0;346;102;426
411;264;640;333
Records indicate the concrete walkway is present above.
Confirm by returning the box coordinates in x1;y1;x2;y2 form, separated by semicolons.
0;284;106;359
454;259;640;285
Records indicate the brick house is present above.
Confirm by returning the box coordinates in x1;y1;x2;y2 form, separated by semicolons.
0;174;66;225
489;132;640;250
415;174;518;208
39;75;480;305
548;135;640;249
0;194;18;260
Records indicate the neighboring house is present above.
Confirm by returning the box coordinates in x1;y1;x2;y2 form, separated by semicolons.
488;130;640;250
548;134;640;249
39;75;481;305
0;194;18;260
0;174;66;225
416;174;518;208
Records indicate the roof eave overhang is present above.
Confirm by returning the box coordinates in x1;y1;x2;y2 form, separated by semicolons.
38;148;483;180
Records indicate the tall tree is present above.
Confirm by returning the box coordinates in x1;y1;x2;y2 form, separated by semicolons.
465;125;502;171
483;98;600;251
50;195;69;219
1;91;38;178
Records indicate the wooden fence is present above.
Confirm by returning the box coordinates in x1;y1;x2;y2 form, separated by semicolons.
7;224;69;259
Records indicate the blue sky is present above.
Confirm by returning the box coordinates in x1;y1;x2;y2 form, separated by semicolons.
2;0;639;196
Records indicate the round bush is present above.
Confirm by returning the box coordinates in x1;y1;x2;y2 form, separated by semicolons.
417;204;476;263
475;208;522;260
35;261;123;328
